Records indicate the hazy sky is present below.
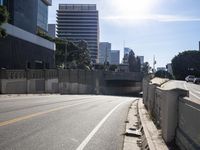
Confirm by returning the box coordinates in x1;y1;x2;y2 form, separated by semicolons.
48;0;200;67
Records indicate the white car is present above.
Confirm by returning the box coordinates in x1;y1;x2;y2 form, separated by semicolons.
185;75;195;82
193;78;200;84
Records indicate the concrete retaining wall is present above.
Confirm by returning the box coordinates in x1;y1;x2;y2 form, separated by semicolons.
176;97;200;150
143;77;200;149
0;69;142;95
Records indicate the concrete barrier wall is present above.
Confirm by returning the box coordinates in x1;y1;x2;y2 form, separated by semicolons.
176;97;200;150
0;69;142;95
143;78;200;149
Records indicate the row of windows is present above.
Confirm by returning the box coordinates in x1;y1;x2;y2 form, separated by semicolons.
57;33;97;36
57;27;97;32
57;21;98;24
57;11;98;14
58;37;98;42
37;0;48;31
57;23;97;28
57;25;98;28
57;30;97;36
57;17;98;21
57;14;98;17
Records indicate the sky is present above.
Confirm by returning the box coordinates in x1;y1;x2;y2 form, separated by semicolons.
48;0;200;68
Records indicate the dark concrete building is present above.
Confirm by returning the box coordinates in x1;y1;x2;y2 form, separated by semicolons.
57;4;99;63
0;0;55;69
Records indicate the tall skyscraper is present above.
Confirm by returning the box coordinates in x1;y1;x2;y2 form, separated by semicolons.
57;4;99;63
98;42;111;64
110;50;120;65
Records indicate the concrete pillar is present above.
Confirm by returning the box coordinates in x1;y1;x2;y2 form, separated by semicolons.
159;88;188;144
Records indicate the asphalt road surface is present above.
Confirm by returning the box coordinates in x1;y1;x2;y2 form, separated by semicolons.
162;80;200;103
0;95;135;150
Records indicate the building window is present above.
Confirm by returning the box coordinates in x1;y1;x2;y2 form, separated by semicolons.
37;0;48;31
0;0;4;5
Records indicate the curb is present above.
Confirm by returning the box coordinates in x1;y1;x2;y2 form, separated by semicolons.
138;99;168;150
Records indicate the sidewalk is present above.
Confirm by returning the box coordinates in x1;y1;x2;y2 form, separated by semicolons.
123;98;168;150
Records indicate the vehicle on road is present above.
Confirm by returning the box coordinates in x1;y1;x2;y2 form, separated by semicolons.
193;78;200;84
185;75;195;82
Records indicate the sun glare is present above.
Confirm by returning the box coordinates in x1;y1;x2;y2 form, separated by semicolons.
113;0;156;17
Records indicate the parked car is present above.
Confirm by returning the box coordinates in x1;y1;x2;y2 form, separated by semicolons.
185;75;195;82
193;78;200;84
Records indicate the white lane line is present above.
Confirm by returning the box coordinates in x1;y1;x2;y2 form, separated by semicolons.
184;82;200;100
76;101;127;150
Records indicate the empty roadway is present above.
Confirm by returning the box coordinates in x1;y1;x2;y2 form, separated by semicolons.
0;95;135;150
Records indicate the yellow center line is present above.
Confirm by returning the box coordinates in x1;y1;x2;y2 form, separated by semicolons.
0;100;92;127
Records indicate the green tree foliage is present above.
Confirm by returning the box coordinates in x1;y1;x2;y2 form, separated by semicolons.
141;62;151;75
128;50;140;72
0;6;9;38
76;40;91;70
171;50;200;80
55;39;91;70
155;70;173;79
37;30;54;42
109;64;117;71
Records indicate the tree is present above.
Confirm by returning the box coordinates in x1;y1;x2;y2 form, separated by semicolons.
55;39;92;70
155;70;173;79
0;6;9;38
141;62;151;75
76;40;91;70
128;50;140;72
136;56;141;72
171;50;200;80
55;38;78;69
109;64;117;71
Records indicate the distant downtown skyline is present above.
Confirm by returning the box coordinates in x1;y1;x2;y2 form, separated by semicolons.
49;0;200;67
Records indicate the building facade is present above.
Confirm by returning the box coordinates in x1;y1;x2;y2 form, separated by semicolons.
0;0;55;69
57;4;99;63
110;50;120;65
3;0;51;34
138;56;144;64
48;24;56;38
98;42;111;64
124;47;132;56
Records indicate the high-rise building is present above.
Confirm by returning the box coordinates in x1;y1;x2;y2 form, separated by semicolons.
110;50;120;65
98;42;111;64
3;0;51;34
48;24;56;38
0;0;55;69
57;4;99;63
124;47;132;56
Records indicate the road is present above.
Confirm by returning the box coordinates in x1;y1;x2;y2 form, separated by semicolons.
162;80;200;103
0;95;135;150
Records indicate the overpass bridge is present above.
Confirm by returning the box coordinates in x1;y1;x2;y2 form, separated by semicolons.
0;69;143;95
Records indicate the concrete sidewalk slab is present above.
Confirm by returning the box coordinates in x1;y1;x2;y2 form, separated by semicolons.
123;99;140;150
138;99;168;150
